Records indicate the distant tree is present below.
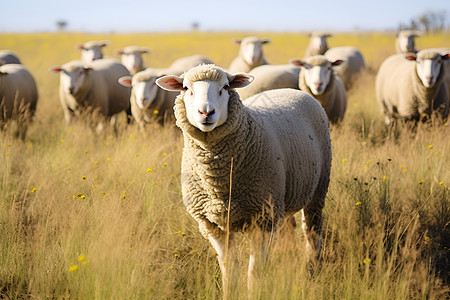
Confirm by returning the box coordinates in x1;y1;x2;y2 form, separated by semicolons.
191;22;199;32
56;20;68;32
419;14;431;32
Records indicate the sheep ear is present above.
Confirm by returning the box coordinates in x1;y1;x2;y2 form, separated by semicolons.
156;75;184;91
0;71;9;76
289;59;305;67
231;39;242;45
332;59;344;66
228;73;254;89
261;38;271;44
100;40;109;47
76;45;85;51
442;53;450;61
140;48;151;54
114;49;124;56
405;54;417;61
83;67;94;72
118;76;132;87
49;66;63;73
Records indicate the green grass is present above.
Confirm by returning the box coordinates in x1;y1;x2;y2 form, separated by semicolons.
0;31;449;299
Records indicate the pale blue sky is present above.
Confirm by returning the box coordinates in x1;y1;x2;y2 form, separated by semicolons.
1;0;448;32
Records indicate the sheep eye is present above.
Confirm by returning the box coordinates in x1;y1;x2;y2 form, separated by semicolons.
223;85;230;90
183;86;188;90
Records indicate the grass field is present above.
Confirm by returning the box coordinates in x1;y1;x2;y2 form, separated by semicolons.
0;31;449;299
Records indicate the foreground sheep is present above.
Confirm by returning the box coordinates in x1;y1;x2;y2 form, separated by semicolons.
118;68;178;129
395;30;421;54
292;55;347;123
156;64;331;295
0;64;38;139
375;50;449;125
237;64;300;99
115;46;150;75
77;40;109;63
304;32;331;57
49;58;131;130
228;36;270;73
0;50;21;65
324;46;366;90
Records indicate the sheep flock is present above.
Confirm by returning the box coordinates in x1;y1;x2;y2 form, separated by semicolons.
0;30;449;297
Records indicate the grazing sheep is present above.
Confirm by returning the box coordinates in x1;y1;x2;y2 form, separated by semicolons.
291;55;347;123
49;58;131;130
238;64;300;99
156;64;331;294
0;64;38;139
77;40;109;63
375;50;449;125
228;36;270;73
304;32;331;57
395;30;421;54
324;46;366;90
0;50;21;65
118;68;178;129
167;54;214;75
115;46;150;75
430;48;450;99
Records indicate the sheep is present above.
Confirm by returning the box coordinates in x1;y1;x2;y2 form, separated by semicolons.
118;68;178;129
228;36;270;73
156;64;331;295
114;46;150;75
0;50;21;65
291;55;347;124
117;54;214;130
237;64;300;100
324;46;366;90
0;63;38;139
304;32;332;57
395;30;421;54
430;48;450;100
77;40;109;64
375;50;449;125
49;58;131;130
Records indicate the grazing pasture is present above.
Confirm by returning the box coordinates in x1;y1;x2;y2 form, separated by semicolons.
0;31;449;299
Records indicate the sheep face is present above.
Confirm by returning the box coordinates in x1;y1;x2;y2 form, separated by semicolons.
50;65;92;96
235;37;270;66
121;53;144;75
310;36;329;55
398;35;417;53
133;77;158;109
77;42;108;63
156;65;253;132
407;52;449;88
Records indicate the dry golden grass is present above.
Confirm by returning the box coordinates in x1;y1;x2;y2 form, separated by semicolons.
0;31;449;299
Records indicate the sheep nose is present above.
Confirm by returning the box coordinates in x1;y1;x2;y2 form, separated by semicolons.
426;76;433;84
69;87;74;94
198;109;215;118
315;82;322;89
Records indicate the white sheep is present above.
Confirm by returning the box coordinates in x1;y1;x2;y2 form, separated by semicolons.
116;54;214;130
430;48;450;100
395;30;421;54
237;64;300;99
49;58;131;130
0;50;21;65
77;40;109;64
0;63;38;139
228;36;270;73
304;32;332;57
375;50;449;125
324;46;366;90
114;46;150;75
156;64;331;295
118;68;178;129
291;55;347;124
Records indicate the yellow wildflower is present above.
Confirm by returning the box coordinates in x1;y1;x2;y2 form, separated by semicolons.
78;255;85;262
146;168;153;172
363;258;371;264
153;109;159;114
439;181;444;185
163;163;167;166
174;254;179;258
81;176;86;180
106;158;111;161
342;158;347;162
428;145;433;149
31;188;37;193
355;202;362;206
60;139;64;143
122;194;126;199
162;152;167;156
418;180;424;184
69;265;79;272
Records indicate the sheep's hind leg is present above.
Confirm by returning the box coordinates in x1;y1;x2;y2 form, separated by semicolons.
301;199;324;274
247;230;271;297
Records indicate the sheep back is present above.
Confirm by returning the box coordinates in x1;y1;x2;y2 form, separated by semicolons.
238;64;300;100
325;46;366;89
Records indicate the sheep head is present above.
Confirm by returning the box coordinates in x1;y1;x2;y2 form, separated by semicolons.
157;64;253;132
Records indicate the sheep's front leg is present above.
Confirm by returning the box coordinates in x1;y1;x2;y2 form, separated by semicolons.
203;225;239;298
301;202;323;272
248;230;270;295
